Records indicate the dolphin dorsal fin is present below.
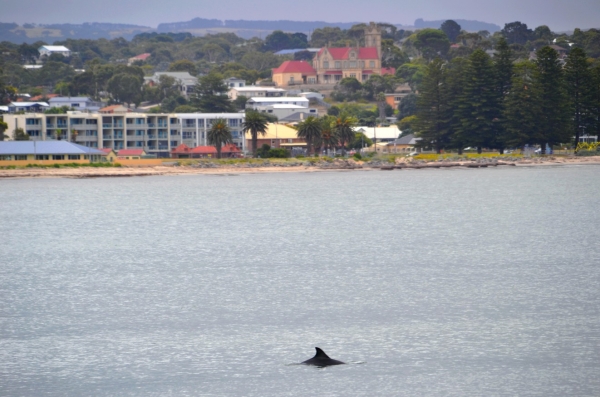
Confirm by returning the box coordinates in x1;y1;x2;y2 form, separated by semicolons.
314;347;330;358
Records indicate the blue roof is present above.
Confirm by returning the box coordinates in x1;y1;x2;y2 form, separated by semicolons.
0;141;105;155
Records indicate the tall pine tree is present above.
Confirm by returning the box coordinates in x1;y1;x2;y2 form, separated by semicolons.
493;37;514;152
534;46;570;153
455;49;500;153
592;64;600;140
564;48;594;148
444;57;468;153
502;61;542;148
415;58;449;153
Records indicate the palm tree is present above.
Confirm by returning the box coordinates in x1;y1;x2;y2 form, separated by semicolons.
70;129;79;143
333;113;358;154
208;118;233;159
242;111;268;157
296;116;323;156
55;128;63;140
320;116;339;155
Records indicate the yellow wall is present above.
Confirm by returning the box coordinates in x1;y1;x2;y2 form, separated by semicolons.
273;72;302;86
0;159;90;167
116;159;163;166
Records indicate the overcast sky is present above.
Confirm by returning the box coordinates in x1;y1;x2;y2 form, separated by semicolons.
3;0;599;31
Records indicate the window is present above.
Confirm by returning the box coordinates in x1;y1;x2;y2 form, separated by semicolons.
183;131;194;139
349;61;357;68
71;103;79;107
335;75;342;82
0;155;11;160
343;61;348;68
335;61;341;68
171;141;178;147
323;61;329;69
370;61;375;68
136;130;144;136
71;118;83;124
197;119;204;127
360;61;365;68
85;130;97;136
28;130;40;136
350;52;356;59
229;119;239;127
350;73;356;78
35;155;49;160
68;155;80;160
15;155;27;160
86;119;97;125
26;118;40;125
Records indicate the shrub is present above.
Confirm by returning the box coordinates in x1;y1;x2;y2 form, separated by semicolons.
353;153;362;160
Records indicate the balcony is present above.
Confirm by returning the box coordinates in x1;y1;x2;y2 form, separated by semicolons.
103;135;113;139
46;123;55;128
102;124;112;128
158;133;167;139
147;123;156;128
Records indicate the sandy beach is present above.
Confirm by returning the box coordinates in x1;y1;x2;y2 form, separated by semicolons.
1;156;599;179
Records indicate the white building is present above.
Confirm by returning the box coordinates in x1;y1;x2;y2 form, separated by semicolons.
224;77;246;89
38;45;71;58
254;104;317;121
354;125;402;143
246;96;309;109
48;97;105;112
144;72;198;98
3;112;246;157
228;86;287;100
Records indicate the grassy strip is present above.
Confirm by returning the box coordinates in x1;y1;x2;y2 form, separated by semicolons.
0;162;122;170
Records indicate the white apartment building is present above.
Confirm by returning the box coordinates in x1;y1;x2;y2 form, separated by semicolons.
4;111;246;157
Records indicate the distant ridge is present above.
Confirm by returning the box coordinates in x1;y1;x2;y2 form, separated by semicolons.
157;18;367;33
414;18;501;32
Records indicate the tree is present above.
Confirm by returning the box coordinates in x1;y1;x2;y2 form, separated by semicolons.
242;111;269;157
333;113;358;153
455;50;500;153
397;93;417;120
296;116;323;155
502;61;542;148
381;39;409;68
201;43;226;63
192;72;234;113
592;64;600;139
107;73;143;106
493;37;514;152
14;128;30;141
347;132;373;150
240;52;280;72
534;46;570;153
564;48;594;147
320;116;339;154
441;20;461;43
55;128;63;140
168;60;197;75
207;118;232;159
0;118;8;141
501;21;533;45
415;58;449;153
395;62;427;92
412;29;450;60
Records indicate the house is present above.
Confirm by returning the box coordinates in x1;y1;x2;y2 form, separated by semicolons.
224;77;246;88
117;149;147;159
354;125;401;143
310;22;387;84
385;85;412;108
49;97;105;112
253;104;318;121
171;143;242;158
246;97;309;108
16;94;58;102
228;86;286;100
171;143;194;158
38;45;71;58
244;123;306;150
99;105;132;114
7;102;49;113
548;45;568;58
144;72;198;98
272;61;317;87
0;141;105;163
99;148;118;162
385;134;421;153
128;53;151;65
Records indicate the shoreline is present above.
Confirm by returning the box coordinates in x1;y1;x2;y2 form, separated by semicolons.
1;156;600;179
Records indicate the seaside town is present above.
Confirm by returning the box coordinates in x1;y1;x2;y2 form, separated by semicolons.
1;19;599;175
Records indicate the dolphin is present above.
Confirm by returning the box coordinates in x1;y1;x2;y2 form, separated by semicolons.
301;347;345;367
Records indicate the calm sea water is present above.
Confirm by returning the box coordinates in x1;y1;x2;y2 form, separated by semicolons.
1;165;600;396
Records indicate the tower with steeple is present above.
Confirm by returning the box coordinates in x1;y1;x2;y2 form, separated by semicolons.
364;22;382;58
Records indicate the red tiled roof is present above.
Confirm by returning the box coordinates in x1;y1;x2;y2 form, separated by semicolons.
381;67;396;75
16;94;58;102
221;143;241;153
171;144;191;153
99;148;114;154
190;146;217;154
131;53;151;60
118;149;145;156
272;61;317;75
317;47;379;60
